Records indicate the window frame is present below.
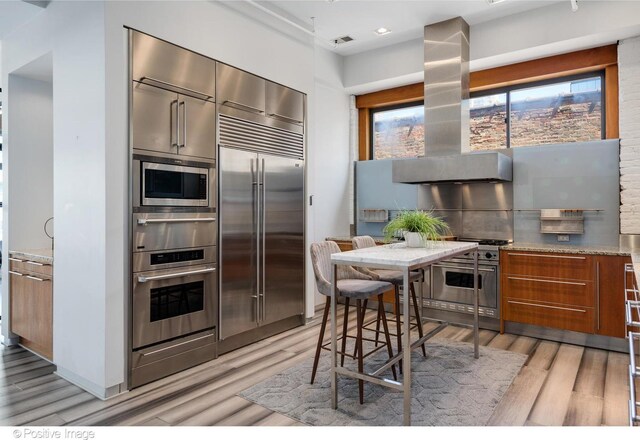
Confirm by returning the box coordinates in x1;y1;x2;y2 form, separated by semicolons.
369;100;424;160
470;70;606;149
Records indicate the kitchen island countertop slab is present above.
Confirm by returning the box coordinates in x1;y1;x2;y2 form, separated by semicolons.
9;249;53;264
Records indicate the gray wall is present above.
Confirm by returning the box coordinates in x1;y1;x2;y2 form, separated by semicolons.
513;139;620;247
356;140;620;246
355;159;417;237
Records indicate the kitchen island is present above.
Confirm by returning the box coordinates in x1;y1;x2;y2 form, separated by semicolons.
329;240;479;425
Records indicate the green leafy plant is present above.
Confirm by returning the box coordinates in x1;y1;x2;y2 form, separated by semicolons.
383;209;451;243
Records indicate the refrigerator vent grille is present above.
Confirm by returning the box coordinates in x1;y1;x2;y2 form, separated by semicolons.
219;114;304;160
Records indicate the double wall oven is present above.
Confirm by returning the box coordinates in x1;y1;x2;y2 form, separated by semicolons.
129;30;218;388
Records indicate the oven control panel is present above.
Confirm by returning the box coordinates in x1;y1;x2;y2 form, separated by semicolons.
151;249;205;265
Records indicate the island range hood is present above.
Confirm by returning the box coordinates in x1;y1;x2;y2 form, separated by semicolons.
392;17;513;184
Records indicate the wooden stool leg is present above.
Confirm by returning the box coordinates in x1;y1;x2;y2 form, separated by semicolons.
340;297;350;367
374;302;382;347
394;285;403;374
311;297;331;384
354;299;368;358
378;294;398;381
356;299;365;404
410;283;427;357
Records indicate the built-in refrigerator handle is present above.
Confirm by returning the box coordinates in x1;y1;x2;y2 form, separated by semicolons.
252;157;261;324
260;157;266;323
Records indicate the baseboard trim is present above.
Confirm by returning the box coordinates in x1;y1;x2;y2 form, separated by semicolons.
55;366;126;400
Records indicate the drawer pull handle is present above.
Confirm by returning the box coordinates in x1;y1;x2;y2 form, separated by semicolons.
507;300;586;313
26;275;50;282
9;271;24;277
8;257;24;263
26;261;49;267
507;252;586;260
507;276;586;286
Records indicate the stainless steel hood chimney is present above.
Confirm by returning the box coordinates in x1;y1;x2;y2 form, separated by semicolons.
392;17;512;184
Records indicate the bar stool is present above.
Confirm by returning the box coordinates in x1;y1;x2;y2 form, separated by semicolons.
310;241;397;404
352;236;427;364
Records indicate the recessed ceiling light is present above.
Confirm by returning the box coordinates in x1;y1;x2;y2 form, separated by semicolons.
374;27;392;36
486;0;507;4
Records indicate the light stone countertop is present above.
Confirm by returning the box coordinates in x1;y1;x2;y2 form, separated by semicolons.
9;249;53;264
501;242;632;257
331;241;478;269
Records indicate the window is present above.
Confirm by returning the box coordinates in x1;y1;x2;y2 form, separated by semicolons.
470;73;604;149
369;73;604;159
371;103;424;160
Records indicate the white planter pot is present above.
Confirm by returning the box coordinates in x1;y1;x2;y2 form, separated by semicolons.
404;232;425;248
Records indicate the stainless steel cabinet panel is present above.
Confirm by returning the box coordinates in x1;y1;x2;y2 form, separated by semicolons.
261;155;304;325
179;95;216;160
219;147;260;339
265;82;304;125
216;63;266;115
132;31;215;100
132;82;178;154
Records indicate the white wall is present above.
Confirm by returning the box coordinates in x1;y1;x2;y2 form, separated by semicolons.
1;1;110;397
310;47;351;308
619;36;640;234
343;0;640;94
5;75;53;251
6;0;351;397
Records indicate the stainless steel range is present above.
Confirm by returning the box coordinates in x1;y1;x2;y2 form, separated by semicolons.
424;238;511;328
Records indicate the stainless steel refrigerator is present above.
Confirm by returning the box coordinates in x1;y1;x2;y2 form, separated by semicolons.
218;110;305;351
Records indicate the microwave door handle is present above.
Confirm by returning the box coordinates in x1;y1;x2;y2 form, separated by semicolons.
137;267;216;283
137;217;216;225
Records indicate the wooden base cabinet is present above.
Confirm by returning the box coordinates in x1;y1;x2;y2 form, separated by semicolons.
595;255;631;338
9;257;53;360
501;250;630;339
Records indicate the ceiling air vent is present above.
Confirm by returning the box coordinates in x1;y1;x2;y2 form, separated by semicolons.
332;35;354;45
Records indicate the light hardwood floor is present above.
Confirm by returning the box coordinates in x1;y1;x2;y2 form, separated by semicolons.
0;306;630;426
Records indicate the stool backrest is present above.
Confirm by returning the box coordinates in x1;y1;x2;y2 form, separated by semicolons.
352;235;377;250
310;241;372;296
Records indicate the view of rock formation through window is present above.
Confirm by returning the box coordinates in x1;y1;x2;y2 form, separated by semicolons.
372;75;603;159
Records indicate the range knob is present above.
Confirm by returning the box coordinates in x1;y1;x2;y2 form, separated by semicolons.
485;252;493;259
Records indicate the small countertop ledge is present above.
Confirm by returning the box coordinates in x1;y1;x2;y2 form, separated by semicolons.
501;242;632;257
10;249;54;264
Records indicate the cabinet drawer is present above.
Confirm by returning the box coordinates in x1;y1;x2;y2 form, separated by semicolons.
503;298;594;333
503;275;594;307
501;250;593;281
9;258;52;278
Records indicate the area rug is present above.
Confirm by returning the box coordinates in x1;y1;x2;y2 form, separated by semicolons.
239;340;527;426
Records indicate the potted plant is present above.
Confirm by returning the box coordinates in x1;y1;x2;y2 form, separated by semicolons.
383;209;451;248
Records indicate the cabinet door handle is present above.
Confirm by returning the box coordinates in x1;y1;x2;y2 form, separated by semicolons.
507;252;586;260
170;99;179;149
507;300;586;313
507;276;586;286
178;100;186;148
139;76;213;101
222;100;264;115
267;112;302;124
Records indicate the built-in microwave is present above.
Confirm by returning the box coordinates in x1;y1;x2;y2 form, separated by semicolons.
133;155;215;209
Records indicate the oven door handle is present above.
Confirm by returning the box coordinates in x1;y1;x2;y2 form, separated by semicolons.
137;217;216;226
432;264;496;273
137;267;216;283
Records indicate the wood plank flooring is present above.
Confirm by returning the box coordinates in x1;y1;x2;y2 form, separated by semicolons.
0;306;631;426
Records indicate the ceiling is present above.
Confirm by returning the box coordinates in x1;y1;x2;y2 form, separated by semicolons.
263;0;565;55
0;1;43;40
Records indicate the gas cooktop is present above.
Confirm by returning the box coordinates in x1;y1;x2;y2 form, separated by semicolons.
458;238;512;247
